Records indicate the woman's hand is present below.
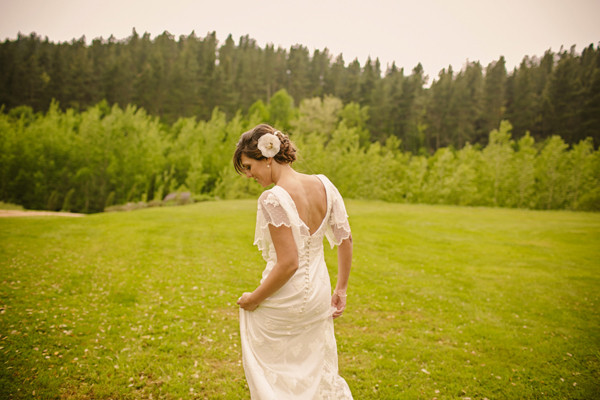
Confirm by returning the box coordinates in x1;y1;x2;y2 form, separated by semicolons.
331;291;347;319
237;292;260;311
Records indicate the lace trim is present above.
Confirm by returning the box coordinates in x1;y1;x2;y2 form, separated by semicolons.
263;192;280;208
253;219;295;259
326;222;352;248
322;177;352;248
254;189;308;261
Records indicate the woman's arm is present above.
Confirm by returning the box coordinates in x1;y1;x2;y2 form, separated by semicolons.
331;234;352;318
237;224;298;311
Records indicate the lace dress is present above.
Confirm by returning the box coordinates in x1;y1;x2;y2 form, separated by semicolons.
239;175;353;399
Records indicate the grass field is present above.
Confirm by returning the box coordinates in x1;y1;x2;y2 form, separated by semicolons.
1;200;599;399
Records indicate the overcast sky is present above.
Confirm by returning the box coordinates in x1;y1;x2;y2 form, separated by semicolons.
1;0;599;82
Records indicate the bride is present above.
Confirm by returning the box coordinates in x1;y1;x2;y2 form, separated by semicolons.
234;124;353;399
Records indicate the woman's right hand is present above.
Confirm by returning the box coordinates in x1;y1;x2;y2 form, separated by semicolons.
238;292;260;311
331;291;347;319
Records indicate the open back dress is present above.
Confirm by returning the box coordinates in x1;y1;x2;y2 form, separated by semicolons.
239;174;353;399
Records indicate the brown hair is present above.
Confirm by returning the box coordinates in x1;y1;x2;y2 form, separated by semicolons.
233;124;297;174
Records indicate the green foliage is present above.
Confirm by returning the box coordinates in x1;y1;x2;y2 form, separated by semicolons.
511;133;537;208
569;138;600;210
1;99;599;213
266;89;296;131
1;201;599;398
482;120;515;206
46;190;61;211
61;189;75;212
104;191;115;209
213;166;266;200
292;96;343;137
0;201;24;210
247;99;270;122
1;33;598;152
535;136;569;209
339;102;370;147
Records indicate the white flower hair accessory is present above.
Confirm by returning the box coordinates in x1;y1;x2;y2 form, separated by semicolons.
257;132;281;158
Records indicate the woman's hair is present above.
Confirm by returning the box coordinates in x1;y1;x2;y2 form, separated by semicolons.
233;124;297;174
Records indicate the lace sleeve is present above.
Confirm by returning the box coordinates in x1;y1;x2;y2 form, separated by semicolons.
325;180;352;248
259;191;291;228
253;191;292;259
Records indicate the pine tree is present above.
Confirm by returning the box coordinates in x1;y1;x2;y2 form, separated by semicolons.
479;57;507;144
542;46;583;144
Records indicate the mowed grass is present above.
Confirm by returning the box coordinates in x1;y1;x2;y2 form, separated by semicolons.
1;200;599;399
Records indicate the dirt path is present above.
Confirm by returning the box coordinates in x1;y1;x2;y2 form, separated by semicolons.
0;210;85;218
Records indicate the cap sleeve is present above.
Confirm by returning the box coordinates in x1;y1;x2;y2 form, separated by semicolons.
323;177;352;248
259;191;292;227
253;190;292;259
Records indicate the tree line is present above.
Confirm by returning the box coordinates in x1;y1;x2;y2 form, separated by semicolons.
1;95;598;213
1;31;599;153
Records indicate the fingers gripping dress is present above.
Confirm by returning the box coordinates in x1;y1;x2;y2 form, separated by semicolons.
239;175;353;399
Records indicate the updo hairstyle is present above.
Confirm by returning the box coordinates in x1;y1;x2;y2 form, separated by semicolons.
233;124;297;174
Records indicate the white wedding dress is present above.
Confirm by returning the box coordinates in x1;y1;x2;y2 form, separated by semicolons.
239;174;353;399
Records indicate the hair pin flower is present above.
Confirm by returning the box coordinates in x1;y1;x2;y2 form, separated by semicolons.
257;132;281;158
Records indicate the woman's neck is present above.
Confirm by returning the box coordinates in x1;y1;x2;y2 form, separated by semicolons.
271;163;297;186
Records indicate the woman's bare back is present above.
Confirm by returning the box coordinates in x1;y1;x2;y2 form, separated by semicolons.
278;174;327;234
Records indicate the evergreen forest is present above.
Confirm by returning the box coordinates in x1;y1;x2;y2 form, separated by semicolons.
1;30;599;213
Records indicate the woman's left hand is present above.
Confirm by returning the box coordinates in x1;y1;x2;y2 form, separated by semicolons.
331;291;347;319
237;292;259;311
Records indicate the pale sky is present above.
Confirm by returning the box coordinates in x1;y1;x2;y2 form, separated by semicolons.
1;0;599;82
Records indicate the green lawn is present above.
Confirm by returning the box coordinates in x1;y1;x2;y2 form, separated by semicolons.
1;201;599;399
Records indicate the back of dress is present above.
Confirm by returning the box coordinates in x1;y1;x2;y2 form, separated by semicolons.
240;174;353;399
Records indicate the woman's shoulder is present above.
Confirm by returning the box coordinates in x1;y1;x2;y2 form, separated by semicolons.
315;174;341;194
258;187;278;201
258;186;288;207
315;174;332;186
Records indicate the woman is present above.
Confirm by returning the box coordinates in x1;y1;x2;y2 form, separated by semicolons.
234;124;353;399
